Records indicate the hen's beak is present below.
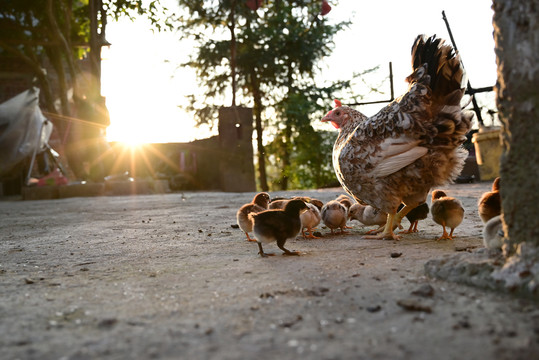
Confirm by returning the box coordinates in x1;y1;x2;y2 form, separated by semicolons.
321;110;332;122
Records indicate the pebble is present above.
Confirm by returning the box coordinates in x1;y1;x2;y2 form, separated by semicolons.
396;298;432;313
411;284;435;297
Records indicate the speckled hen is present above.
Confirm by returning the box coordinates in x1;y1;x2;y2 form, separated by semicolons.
321;35;472;240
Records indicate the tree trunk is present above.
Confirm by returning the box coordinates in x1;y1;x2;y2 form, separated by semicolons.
493;0;539;254
250;69;269;191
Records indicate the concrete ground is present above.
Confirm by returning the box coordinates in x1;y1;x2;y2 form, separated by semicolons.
1;181;538;359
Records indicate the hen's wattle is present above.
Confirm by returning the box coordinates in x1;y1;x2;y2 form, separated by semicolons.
321;35;472;240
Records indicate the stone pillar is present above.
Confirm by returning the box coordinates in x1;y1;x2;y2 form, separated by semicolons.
218;107;256;192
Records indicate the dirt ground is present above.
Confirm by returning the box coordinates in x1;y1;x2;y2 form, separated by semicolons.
1;181;538;360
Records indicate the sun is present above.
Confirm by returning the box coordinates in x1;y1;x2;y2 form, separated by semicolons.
100;14;201;145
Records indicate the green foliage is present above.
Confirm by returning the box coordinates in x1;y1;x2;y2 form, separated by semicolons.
178;0;359;189
0;0;173;114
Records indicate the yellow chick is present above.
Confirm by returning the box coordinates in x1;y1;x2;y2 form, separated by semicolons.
430;190;464;241
301;202;322;239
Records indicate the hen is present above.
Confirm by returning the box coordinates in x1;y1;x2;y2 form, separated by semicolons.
321;35;472;240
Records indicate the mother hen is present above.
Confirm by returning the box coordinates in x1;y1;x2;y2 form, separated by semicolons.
321;35;472;240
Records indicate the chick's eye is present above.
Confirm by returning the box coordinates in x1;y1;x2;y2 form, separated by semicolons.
335;110;341;116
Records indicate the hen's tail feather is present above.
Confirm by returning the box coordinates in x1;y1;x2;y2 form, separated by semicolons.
408;34;465;102
407;34;472;152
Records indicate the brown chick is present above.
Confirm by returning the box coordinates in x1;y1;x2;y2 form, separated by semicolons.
321;200;348;234
308;198;324;211
430;190;464;240
251;199;308;257
268;198;288;210
269;196;311;210
236;192;270;242
478;177;501;223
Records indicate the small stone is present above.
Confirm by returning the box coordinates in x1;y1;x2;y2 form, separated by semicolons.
390;252;403;258
24;278;34;284
98;318;118;329
366;305;382;313
397;298;432;313
411;284;435;297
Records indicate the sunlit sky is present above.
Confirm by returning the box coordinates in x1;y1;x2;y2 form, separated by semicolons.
102;0;496;144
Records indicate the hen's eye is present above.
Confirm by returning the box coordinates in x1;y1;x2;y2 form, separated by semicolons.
335;111;341;116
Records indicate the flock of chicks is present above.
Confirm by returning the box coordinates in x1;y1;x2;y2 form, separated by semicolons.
236;177;502;257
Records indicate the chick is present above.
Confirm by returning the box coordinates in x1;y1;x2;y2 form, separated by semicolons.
269;196;311;210
348;203;387;234
430;190;464;241
336;194;353;211
236;192;270;242
268;198;289;210
337;195;355;229
399;203;429;233
321;200;348;234
308;198;324;211
478;177;501;223
251;199;308;257
300;202;322;239
483;215;504;250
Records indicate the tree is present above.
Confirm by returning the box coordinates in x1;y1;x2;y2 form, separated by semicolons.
178;0;352;190
492;0;539;287
0;0;172;178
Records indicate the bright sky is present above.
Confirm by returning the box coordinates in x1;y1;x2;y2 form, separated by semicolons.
102;0;496;144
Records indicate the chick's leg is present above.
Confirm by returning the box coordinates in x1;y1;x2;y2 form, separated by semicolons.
277;239;300;256
400;221;419;234
257;242;275;257
245;232;257;242
365;225;385;234
364;213;401;240
436;224;451;241
306;227;320;239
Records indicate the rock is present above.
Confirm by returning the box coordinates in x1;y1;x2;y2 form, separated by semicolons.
411;284;435;297
396;298;432;313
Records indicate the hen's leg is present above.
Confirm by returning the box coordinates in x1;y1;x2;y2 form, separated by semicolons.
364;213;401;240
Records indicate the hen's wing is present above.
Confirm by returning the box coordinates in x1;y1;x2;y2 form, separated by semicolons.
351;35;470;179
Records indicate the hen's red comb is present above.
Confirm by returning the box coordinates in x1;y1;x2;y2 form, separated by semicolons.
334;99;342;108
